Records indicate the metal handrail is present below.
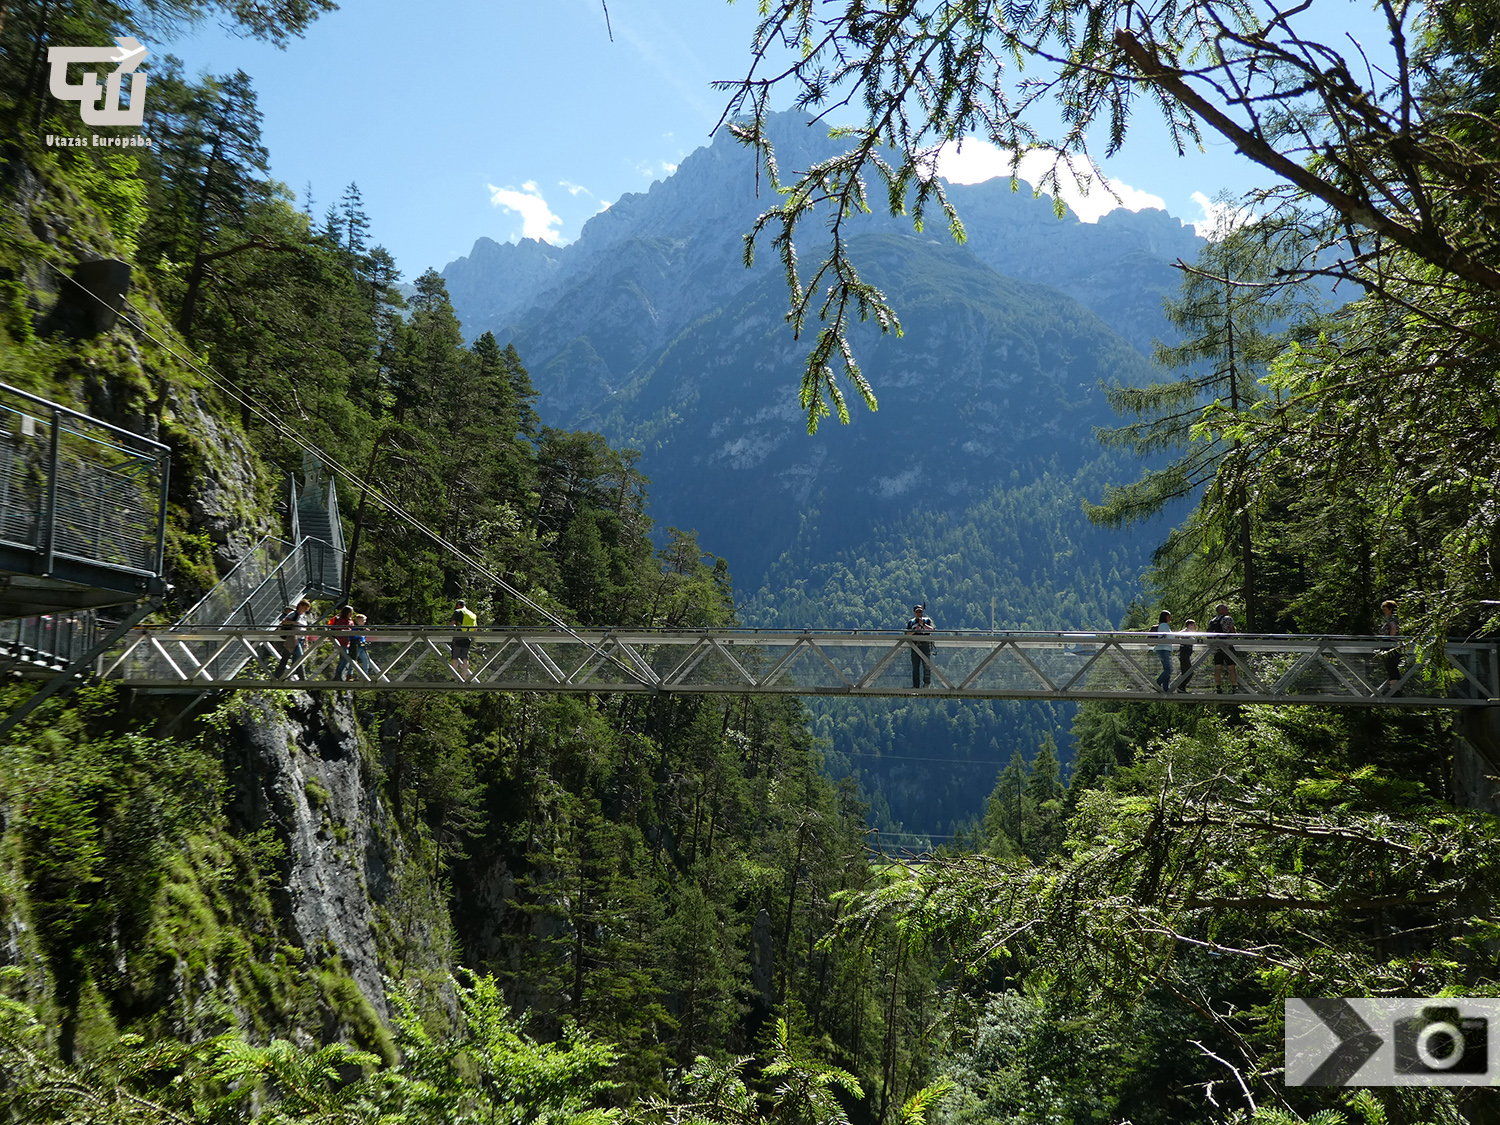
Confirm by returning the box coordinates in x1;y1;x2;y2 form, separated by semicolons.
0;382;169;454
100;626;1499;707
0;381;170;584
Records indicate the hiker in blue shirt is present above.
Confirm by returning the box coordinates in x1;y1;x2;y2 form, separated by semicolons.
351;613;372;678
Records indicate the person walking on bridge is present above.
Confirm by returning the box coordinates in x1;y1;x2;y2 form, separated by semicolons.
905;602;935;688
1178;619;1197;692
1380;599;1401;694
330;604;356;681
1152;610;1174;691
1208;603;1239;693
276;598;312;680
350;613;372;680
449;599;478;681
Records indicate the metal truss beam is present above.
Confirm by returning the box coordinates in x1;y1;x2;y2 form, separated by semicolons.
99;628;1500;708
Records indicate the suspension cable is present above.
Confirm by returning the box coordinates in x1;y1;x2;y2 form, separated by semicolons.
47;264;641;675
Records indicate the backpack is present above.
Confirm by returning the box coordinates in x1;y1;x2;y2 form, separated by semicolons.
1208;614;1234;634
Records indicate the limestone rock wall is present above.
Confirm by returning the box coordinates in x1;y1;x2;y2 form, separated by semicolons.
226;692;452;1024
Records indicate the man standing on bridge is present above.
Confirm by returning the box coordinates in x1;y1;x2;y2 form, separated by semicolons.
449;599;478;681
905;602;935;688
1208;603;1239;694
1152;610;1174;691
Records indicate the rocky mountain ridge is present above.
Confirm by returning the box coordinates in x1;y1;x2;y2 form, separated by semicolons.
440;111;1203;423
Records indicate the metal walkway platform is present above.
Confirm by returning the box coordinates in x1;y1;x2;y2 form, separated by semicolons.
101;627;1499;707
0;382;169;617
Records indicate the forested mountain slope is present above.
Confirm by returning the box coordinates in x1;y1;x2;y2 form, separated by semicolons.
444;135;1192;831
9;3;1500;1124
0;17;946;1119
589;231;1157;580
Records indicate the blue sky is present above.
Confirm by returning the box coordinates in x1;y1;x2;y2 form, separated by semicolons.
161;0;1384;279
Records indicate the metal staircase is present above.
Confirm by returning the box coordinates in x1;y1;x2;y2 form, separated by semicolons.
291;452;344;599
157;460;344;688
0;612;100;677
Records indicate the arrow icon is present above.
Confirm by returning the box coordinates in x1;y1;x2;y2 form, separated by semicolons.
1302;998;1384;1085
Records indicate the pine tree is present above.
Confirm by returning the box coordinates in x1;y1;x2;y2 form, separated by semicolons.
139;64;275;340
1088;217;1312;629
1023;735;1065;861
982;750;1028;857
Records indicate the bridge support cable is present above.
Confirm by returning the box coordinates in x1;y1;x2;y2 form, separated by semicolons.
100;628;1499;708
53;266;638;685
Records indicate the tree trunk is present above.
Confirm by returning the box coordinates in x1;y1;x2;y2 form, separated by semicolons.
1224;277;1257;629
778;821;808;1004
342;434;384;597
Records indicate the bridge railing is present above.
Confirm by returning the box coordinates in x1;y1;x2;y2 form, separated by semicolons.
98;627;1500;706
0;612;99;672
0;382;169;587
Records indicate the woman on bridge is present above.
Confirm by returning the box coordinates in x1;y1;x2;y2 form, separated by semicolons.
1381;599;1401;694
1152;610;1174;691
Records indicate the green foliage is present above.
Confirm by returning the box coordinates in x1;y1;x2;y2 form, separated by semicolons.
637;1018;951;1125
1089;218;1321;630
846;697;1491;1120
0;26;950;1125
381;972;620;1125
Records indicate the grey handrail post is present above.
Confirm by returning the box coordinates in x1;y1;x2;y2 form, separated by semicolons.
154;450;170;574
40;409;60;577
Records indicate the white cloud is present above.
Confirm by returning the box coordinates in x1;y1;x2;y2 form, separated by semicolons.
1189;190;1257;240
634;159;680;181
486;180;564;244
560;180;591;197
936;138;1165;223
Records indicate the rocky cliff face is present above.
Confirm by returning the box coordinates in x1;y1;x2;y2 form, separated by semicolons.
226;693;451;1029
4;145;274;604
442;236;566;341
0;142;451;1057
946;186;1203;354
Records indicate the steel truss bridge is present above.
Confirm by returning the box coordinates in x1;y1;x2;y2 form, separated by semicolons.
102;627;1499;708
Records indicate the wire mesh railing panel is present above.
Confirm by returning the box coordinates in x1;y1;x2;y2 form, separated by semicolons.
0;384;168;580
177;537;296;627
300;538;342;597
0;434;43;549
50;448;157;570
191;547;315;680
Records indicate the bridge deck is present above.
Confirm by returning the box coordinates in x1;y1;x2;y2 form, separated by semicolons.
102;627;1499;707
